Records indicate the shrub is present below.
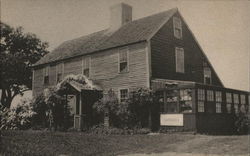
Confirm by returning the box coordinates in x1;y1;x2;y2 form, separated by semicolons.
93;89;131;128
88;124;150;135
235;112;250;134
0;98;36;130
93;88;156;130
32;89;72;131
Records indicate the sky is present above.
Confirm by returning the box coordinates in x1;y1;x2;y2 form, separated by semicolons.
1;0;250;106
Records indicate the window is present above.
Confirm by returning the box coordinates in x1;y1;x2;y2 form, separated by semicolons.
175;47;184;73
120;89;128;102
207;90;214;101
198;101;205;112
240;94;246;113
56;63;63;83
226;93;232;113
43;66;49;85
204;67;212;85
233;94;239;113
226;104;232;113
215;91;222;113
119;48;128;73
197;89;205;112
165;90;179;113
173;17;182;39
215;91;222;102
179;89;192;113
198;89;205;101
216;103;221;113
240;95;246;104
82;57;90;77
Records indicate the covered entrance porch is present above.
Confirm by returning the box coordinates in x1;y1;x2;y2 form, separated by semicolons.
57;75;102;130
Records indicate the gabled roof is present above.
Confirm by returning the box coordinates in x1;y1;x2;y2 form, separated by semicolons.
34;8;178;66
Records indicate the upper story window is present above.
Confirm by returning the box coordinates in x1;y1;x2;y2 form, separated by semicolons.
173;17;182;39
119;89;129;103
56;63;63;83
82;57;90;77
43;66;49;85
175;47;184;73
226;93;232;113
207;90;214;101
204;67;212;85
119;48;129;73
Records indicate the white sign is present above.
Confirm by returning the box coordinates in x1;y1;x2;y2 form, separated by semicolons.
160;114;183;126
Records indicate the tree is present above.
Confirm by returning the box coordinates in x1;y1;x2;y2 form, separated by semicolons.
0;22;49;108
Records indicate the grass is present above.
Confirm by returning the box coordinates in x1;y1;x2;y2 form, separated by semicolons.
0;130;249;156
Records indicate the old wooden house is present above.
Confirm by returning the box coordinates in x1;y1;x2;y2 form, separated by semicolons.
32;3;249;132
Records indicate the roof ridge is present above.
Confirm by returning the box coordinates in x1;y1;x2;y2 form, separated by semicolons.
33;7;178;66
126;7;178;24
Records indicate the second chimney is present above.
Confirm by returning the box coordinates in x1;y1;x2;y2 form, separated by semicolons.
109;3;132;31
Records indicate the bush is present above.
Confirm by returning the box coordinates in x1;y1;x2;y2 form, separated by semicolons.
0;98;36;130
93;89;132;128
88;124;150;135
235;112;250;134
93;88;156;130
32;89;72;131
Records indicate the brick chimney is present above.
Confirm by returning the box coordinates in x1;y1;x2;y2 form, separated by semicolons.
109;3;132;31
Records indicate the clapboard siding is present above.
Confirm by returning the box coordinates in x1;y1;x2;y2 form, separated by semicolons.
64;57;82;76
33;42;149;97
150;12;223;86
91;42;149;95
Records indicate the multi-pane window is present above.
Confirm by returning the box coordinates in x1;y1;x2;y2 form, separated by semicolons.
233;94;239;113
119;48;128;73
175;47;184;73
82;57;90;77
197;89;205;112
56;63;63;83
173;17;182;39
215;91;222;102
43;66;49;85
226;93;232;113
198;89;205;101
216;103;221;113
215;91;222;113
240;95;246;104
179;89;192;113
240;94;246;113
120;89;128;102
207;90;214;101
198;101;205;112
204;67;212;85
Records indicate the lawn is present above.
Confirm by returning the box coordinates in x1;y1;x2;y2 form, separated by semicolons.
0;130;249;156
